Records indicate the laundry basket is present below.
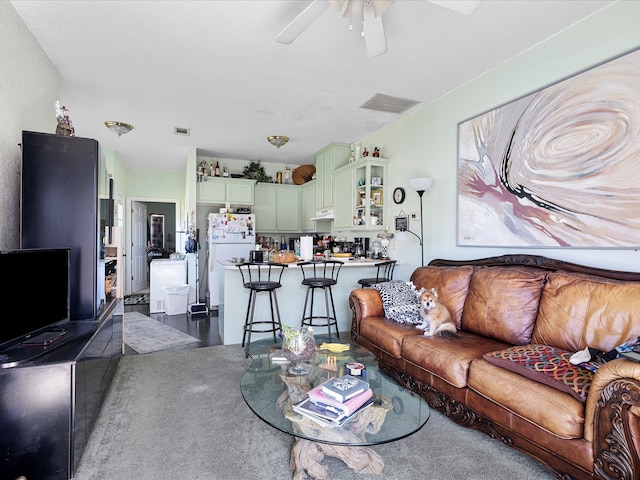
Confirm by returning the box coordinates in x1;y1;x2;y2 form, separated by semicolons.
162;284;190;315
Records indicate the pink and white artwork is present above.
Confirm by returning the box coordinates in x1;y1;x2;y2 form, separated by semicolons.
458;48;640;248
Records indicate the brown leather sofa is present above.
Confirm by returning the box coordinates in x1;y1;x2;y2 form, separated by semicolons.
349;254;640;480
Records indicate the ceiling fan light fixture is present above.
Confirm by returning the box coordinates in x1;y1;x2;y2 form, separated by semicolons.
105;121;134;136
267;135;289;148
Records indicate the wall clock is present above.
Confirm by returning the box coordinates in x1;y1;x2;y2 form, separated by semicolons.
393;187;405;204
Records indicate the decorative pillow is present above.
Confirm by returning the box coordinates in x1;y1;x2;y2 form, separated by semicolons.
483;344;593;402
374;281;420;324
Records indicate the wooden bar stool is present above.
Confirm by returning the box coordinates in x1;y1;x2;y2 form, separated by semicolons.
237;262;286;356
298;260;343;339
357;260;397;288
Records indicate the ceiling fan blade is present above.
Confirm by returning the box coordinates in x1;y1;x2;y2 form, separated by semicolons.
371;0;395;17
428;0;483;15
363;3;387;57
275;0;330;44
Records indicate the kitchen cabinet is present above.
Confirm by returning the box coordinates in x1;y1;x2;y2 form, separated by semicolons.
253;183;301;232
196;177;256;205
333;157;388;231
301;181;316;232
332;167;354;229
314;142;351;211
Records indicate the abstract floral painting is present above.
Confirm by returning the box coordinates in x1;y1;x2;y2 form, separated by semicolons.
457;47;640;248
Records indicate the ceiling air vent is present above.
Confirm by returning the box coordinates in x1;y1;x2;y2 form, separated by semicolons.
360;93;420;114
174;127;190;136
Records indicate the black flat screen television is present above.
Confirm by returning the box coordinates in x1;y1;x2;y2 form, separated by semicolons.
0;248;70;348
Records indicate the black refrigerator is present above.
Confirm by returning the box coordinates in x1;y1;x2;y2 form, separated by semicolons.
21;130;105;320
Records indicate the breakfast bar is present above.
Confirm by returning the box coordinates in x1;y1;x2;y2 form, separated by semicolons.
219;260;387;345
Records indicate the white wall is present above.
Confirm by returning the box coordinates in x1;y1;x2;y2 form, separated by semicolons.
356;0;640;280
0;2;60;250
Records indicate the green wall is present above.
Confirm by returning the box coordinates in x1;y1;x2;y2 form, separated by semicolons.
357;0;640;278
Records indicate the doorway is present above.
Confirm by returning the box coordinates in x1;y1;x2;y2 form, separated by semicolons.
125;197;182;296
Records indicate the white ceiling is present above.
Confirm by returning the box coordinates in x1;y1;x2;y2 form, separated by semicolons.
10;0;612;172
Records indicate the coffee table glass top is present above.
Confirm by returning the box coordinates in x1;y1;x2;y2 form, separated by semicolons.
240;334;429;446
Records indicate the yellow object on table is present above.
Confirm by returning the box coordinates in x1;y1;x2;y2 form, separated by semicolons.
319;342;350;353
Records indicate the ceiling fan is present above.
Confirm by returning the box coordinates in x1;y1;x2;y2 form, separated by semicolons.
275;0;483;57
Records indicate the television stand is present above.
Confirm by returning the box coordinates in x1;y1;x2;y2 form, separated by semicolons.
20;328;68;346
0;323;93;369
0;298;123;480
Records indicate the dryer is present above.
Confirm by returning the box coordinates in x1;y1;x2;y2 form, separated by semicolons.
149;258;187;313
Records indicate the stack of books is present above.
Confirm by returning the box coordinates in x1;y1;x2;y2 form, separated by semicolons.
293;375;373;427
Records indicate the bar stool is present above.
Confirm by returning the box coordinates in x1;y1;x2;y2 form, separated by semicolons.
357;260;397;288
298;260;343;339
237;262;286;356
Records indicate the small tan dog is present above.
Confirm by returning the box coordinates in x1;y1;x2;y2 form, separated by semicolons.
416;288;458;337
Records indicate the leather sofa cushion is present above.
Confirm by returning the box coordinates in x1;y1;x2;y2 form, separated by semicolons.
532;272;640;352
409;265;474;328
483;345;592;402
359;316;423;358
402;332;509;388
461;267;546;345
468;358;585;439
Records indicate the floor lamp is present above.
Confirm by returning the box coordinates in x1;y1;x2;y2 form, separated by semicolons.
408;178;432;266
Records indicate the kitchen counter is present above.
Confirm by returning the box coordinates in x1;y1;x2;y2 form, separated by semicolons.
220;258;385;268
219;259;390;344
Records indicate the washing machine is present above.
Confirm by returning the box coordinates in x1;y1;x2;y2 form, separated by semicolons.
149;258;187;313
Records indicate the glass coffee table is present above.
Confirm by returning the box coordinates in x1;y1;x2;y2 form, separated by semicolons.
240;334;429;479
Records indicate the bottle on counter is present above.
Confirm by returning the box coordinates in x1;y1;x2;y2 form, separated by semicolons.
214;161;221;177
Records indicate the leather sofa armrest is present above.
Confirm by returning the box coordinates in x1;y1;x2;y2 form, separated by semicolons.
349;288;384;340
584;358;640;478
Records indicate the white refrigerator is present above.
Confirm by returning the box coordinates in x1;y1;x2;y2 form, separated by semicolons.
207;212;256;309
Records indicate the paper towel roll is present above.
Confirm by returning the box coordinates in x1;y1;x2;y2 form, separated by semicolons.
300;236;313;261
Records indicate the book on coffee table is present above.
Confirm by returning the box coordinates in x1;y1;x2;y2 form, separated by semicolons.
269;348;289;364
308;381;373;416
293;397;375;428
320;374;369;402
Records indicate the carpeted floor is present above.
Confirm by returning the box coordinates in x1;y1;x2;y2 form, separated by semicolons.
74;345;555;480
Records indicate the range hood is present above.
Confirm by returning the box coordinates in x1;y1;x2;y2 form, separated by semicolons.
310;208;334;221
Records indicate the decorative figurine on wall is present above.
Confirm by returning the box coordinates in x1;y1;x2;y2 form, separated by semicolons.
373;147;380;157
362;147;369;157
